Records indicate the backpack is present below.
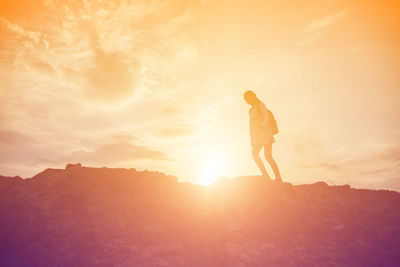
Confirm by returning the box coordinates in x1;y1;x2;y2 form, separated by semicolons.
267;109;279;135
256;103;279;135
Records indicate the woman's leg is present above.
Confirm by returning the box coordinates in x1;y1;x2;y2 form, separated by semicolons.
264;143;283;183
252;144;271;180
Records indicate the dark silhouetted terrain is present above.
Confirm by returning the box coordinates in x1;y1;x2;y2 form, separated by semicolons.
1;164;399;266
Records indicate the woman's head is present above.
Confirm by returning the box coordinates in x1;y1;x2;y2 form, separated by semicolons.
243;90;259;105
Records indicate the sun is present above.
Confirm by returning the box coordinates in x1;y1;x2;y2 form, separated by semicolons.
197;154;226;186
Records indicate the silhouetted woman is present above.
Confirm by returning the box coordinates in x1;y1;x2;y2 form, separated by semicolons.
243;90;283;183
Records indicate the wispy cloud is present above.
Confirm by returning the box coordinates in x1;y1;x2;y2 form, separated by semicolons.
157;123;196;138
0;18;42;43
302;9;348;33
0;130;34;144
299;145;400;190
297;9;348;47
343;45;368;55
296;34;321;47
69;140;170;164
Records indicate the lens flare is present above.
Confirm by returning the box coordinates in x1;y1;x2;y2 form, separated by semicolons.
197;155;226;186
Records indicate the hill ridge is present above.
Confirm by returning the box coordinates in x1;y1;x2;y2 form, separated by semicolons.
0;163;399;266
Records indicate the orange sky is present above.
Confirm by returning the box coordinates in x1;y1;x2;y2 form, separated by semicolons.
0;0;399;190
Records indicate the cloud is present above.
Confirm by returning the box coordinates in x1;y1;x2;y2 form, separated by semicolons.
0;0;197;173
84;49;140;101
0;129;169;177
157;123;196;138
302;9;348;33
0;0;203;104
385;177;400;191
343;45;367;55
69;141;170;165
28;58;56;74
299;145;400;189
296;34;321;47
0;129;58;173
297;9;348;47
304;145;400;171
111;133;138;143
0;18;42;43
0;129;34;144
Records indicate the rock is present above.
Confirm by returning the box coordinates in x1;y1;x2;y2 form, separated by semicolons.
65;163;82;170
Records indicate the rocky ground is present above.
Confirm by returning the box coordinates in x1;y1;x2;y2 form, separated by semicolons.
1;164;399;266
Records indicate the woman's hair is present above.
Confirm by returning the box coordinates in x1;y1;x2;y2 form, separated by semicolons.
243;90;260;104
244;90;256;99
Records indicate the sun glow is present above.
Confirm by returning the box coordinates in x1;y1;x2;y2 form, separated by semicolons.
197;154;226;186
